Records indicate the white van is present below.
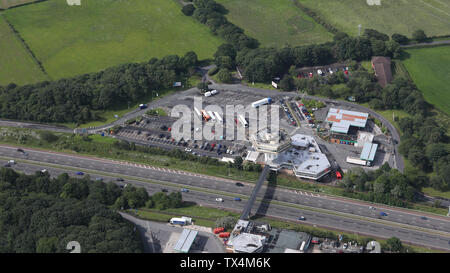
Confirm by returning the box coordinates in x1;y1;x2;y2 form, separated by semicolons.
204;91;212;97
211;89;218;95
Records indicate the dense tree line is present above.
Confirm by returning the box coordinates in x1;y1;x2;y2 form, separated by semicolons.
0;52;198;124
188;0;259;50
221;29;401;83
340;163;426;207
0;168;142;253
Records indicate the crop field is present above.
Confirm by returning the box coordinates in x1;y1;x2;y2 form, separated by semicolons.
0;15;48;85
2;0;222;80
402;46;450;115
216;0;333;47
299;0;450;37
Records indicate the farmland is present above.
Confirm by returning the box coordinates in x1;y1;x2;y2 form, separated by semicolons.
299;0;450;37
0;15;48;85
216;0;333;47
2;0;223;81
402;46;450;115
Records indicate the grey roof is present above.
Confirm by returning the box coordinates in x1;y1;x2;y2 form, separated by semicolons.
174;229;198;253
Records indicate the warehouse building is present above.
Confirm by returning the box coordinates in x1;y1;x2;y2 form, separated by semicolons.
326;108;369;145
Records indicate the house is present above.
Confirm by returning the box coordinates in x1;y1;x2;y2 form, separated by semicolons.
371;56;392;87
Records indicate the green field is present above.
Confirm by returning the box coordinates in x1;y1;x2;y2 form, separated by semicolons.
299;0;450;37
2;0;222;80
0;15;48;85
402;46;450;115
216;0;333;47
0;0;37;9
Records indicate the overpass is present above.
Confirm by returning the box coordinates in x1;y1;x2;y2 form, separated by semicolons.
240;165;271;220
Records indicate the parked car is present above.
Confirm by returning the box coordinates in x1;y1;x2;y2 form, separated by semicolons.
76;171;84;175
181;188;189;193
234;197;241;201
185;148;192;152
299;216;306;221
343;243;348;249
116;178;124;182
8;160;15;165
235;182;244;187
161;189;168;193
215;198;223;202
380;212;388;216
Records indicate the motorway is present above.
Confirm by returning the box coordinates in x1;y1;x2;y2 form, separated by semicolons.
1;145;449;251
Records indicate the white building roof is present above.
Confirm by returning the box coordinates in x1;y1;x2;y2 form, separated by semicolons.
229;233;265;253
245;151;261;163
174;229;198;253
326;108;369;134
360;143;378;161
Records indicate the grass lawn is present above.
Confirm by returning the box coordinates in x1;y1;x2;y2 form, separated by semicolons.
402;46;450;115
2;0;222;80
422;187;450;200
299;0;450;37
0;0;36;9
133;205;239;228
0;14;48;85
216;0;333;47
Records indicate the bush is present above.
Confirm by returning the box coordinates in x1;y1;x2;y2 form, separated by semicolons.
216;68;233;83
208;66;219;76
412;29;427;42
391;33;409;45
215;216;237;229
182;4;196;16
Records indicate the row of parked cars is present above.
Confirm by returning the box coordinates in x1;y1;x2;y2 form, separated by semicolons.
279;99;297;126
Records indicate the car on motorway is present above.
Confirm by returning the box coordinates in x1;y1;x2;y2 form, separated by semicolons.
234;197;241;201
76;171;84;175
116;178;124;182
95;178;104;182
17;148;24;153
421;216;427;220
181;188;189;193
161;189;168;193
41;169;47;173
215;198;223;202
298;216;306;221
235;182;244;187
8;160;15;165
380;212;388;216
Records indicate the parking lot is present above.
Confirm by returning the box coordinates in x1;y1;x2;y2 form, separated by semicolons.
295;62;349;79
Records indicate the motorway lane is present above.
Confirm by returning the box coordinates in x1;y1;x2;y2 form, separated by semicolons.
4;159;450;251
1;145;449;235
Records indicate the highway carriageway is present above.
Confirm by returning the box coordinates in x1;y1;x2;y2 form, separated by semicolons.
4;158;450;251
1;145;449;249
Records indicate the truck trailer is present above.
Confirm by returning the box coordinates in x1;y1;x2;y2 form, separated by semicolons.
346;156;368;166
251;97;273;108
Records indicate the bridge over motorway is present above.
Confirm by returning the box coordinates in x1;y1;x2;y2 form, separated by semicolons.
240;165;271;220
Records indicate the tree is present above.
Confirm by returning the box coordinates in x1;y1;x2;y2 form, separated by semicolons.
391;33;409;45
412;29;427;42
216;68;233;83
386;237;403;252
181;4;196;16
215;216;236;229
279;75;294;91
197;82;209;92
